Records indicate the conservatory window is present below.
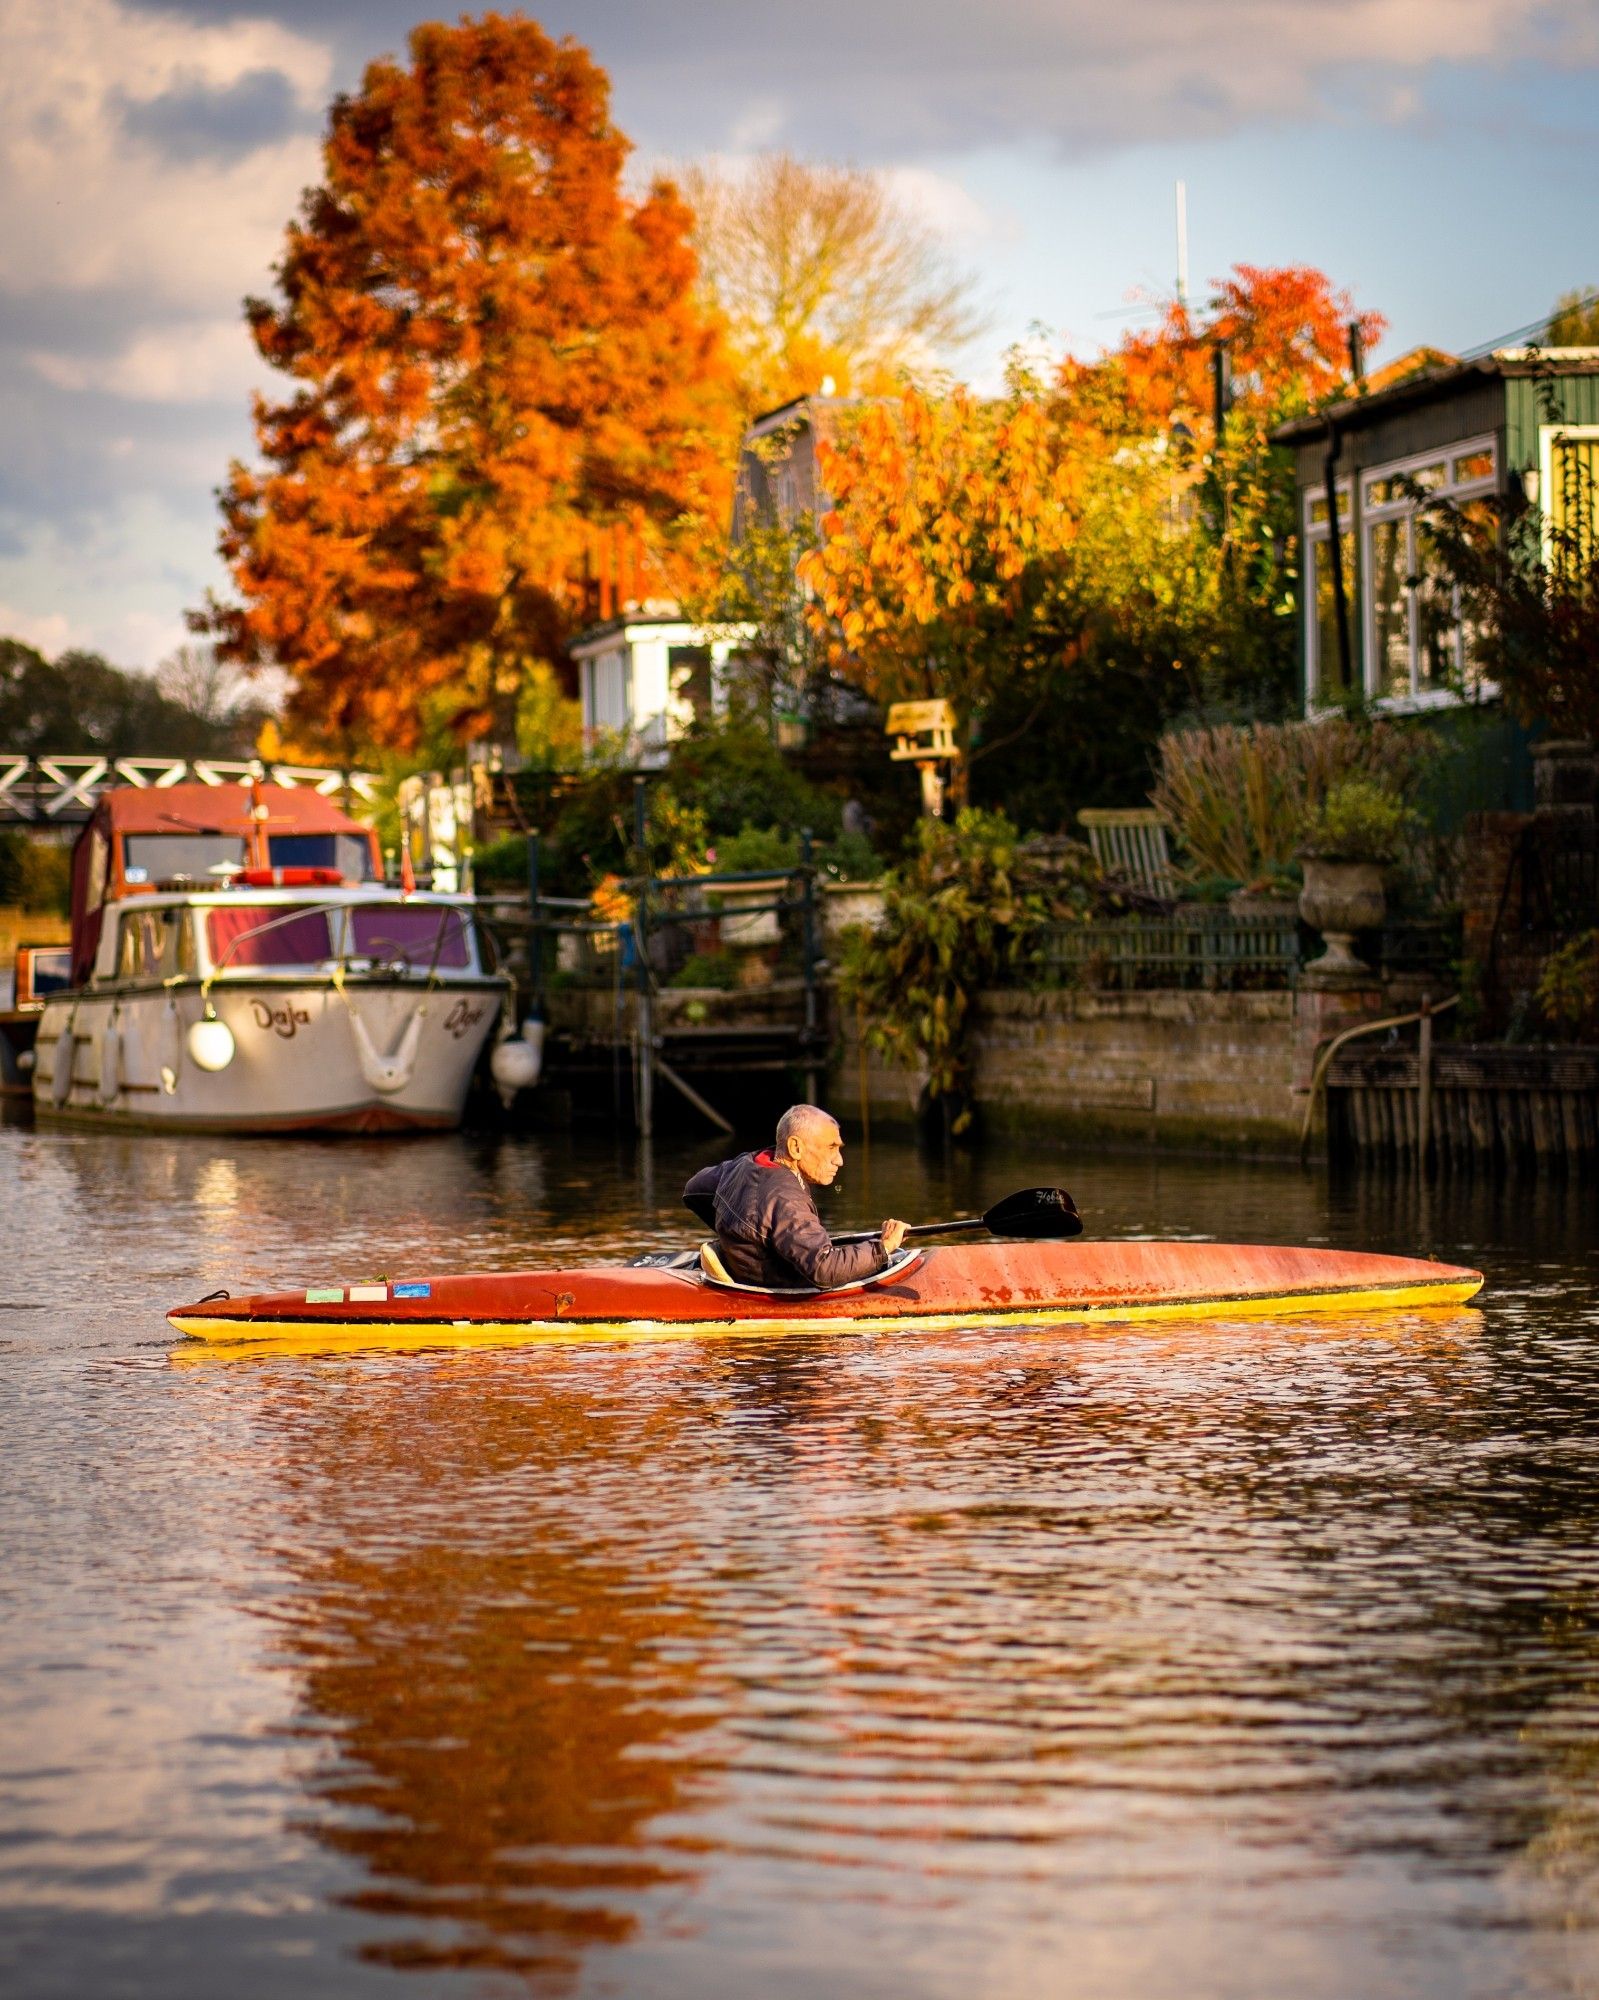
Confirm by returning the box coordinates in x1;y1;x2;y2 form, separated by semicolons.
1304;482;1354;705
1360;436;1497;705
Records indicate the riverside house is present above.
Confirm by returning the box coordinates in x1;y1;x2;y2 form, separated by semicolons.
1274;344;1599;717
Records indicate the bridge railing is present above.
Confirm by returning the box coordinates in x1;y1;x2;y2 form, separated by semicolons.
0;755;380;824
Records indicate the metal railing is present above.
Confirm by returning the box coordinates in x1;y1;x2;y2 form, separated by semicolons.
1030;907;1303;991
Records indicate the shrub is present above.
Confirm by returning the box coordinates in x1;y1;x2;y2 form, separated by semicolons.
1299;779;1414;863
1152;716;1438;885
471;833;528;889
0;831;70;913
710;822;801;873
837;808;1045;1136
818;827;882;881
1538;930;1599;1041
665;714;840;842
670;951;739;991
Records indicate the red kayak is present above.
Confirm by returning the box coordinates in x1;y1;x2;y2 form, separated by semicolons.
168;1239;1484;1351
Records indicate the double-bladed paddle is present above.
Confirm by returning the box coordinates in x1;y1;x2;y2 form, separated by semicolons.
684;1184;1082;1241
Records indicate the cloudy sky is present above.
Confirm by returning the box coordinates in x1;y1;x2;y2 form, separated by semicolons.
3;0;1597;671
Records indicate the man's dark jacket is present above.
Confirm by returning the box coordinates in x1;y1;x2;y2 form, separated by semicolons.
684;1151;890;1290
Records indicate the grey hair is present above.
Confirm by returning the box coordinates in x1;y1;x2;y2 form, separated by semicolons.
775;1103;837;1155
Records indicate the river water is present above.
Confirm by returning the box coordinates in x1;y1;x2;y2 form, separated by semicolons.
2;1110;1598;1999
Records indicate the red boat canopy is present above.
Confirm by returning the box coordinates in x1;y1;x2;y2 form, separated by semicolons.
69;783;382;985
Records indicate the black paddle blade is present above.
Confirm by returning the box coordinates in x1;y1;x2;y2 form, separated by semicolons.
983;1186;1082;1239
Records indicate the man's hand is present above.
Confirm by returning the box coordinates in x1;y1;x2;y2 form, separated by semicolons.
881;1218;908;1255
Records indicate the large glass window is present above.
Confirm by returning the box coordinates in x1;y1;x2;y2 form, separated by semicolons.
348;905;471;969
206;905;334;970
1360;436;1497;705
1305;484;1354;704
113;907;192;983
267;832;373;880
1367;517;1410;698
123;832;246;885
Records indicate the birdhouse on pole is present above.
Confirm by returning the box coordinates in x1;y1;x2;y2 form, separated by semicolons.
886;698;960;818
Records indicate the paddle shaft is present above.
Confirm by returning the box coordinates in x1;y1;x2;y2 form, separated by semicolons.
833;1217;986;1245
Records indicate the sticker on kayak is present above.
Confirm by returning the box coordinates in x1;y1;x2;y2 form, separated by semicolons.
393;1282;431;1299
348;1284;387;1302
305;1287;343;1304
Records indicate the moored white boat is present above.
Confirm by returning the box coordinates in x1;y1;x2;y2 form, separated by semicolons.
32;781;512;1134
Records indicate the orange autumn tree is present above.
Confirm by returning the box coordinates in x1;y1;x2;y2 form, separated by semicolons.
199;14;738;753
798;383;1085;795
1069;264;1384;436
1054;264;1386;716
803;264;1386;798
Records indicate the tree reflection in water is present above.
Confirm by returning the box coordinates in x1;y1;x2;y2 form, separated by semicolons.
245;1365;720;1985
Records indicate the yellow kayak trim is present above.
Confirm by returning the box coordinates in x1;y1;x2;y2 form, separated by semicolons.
170;1271;1484;1354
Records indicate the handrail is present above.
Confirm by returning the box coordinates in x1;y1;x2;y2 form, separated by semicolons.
1298;994;1459;1163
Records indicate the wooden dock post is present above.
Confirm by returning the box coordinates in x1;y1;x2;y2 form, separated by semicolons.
1418;995;1433;1174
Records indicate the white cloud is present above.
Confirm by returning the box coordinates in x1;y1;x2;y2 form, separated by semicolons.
0;601;75;656
0;492;220;669
0;0;331;313
727;97;788;151
603;0;1599;157
29;318;263;404
882;166;1005;245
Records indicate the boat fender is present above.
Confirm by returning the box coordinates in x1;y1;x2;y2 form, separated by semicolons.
490;1023;542;1104
160;1001;182;1093
188;1016;236;1072
348;1003;424;1094
51;1023;75;1105
98;1021;121;1106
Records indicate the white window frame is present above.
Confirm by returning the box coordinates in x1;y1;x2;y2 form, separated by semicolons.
1303;479;1353;713
1359;436;1497;712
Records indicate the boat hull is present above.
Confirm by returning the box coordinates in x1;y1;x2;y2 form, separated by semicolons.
169;1240;1485;1349
34;977;500;1134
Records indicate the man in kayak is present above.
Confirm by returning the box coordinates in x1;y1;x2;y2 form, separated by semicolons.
684;1104;907;1289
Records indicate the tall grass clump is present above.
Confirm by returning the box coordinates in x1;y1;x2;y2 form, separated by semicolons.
1152;717;1438;886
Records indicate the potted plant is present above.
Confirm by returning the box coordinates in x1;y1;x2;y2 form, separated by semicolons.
818;827;886;941
708;824;797;949
1297;780;1413;980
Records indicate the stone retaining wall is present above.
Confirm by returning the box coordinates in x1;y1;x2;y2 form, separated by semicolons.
836;986;1384;1154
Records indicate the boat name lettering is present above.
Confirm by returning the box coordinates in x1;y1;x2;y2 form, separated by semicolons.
249;998;312;1038
443;998;487;1039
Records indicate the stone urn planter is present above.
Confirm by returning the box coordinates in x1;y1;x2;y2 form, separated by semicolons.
1298;856;1386;980
1531;737;1598;816
715;878;784;949
821;880;886;943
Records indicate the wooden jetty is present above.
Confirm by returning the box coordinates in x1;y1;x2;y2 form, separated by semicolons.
1326;1040;1599;1168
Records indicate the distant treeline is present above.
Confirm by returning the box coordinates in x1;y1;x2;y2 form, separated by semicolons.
0;636;270;763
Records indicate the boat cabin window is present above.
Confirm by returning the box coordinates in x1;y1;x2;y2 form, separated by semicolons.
268;832;374;881
123;832;247;886
115;907;191;983
347;904;471;968
16;946;71;1006
206;904;334;970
